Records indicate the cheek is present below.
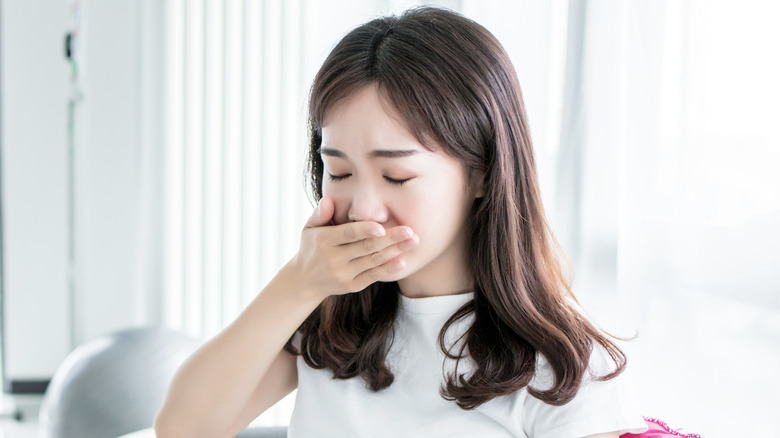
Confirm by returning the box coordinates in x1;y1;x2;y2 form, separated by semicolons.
390;189;446;241
408;183;471;246
389;197;425;229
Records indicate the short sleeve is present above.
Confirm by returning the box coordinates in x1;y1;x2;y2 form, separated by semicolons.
522;347;648;438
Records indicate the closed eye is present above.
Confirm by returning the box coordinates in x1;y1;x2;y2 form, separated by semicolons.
385;176;413;186
326;173;413;186
327;173;351;182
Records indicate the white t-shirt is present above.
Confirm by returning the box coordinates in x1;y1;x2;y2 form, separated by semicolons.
288;292;647;438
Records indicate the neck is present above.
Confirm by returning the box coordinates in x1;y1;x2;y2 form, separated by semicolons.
396;242;473;299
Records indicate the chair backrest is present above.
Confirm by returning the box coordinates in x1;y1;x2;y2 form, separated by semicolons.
39;326;201;438
236;426;288;438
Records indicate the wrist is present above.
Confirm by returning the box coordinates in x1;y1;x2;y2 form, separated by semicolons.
276;258;326;307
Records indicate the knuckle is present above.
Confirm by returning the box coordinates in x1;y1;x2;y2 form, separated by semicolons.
370;251;385;266
344;226;357;241
362;238;376;253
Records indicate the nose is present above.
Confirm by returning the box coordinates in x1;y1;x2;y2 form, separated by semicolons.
347;182;389;223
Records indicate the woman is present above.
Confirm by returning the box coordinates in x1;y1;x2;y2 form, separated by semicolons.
156;7;647;437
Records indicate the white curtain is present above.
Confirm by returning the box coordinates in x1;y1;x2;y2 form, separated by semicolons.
551;1;780;436
144;0;779;433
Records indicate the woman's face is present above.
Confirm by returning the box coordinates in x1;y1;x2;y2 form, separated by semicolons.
320;83;481;297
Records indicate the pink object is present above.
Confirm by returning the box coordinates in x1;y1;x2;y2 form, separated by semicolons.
620;417;702;438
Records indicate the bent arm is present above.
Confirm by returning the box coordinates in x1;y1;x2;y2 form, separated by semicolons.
154;264;320;438
222;348;298;437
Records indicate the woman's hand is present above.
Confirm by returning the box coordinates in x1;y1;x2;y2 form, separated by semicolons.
286;196;418;301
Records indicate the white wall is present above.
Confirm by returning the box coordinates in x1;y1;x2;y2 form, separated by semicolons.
1;0;71;388
1;0;162;391
72;0;159;345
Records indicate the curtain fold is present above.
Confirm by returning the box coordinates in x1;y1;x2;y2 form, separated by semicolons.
161;0;310;341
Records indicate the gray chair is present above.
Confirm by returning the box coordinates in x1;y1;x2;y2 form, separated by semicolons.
236;426;288;438
39;326;202;438
39;326;289;438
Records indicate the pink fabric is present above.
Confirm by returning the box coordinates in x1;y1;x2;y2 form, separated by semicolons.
620;417;702;438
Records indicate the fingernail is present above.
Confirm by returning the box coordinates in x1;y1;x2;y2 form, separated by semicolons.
401;228;413;239
371;227;385;237
400;238;417;250
391;260;405;273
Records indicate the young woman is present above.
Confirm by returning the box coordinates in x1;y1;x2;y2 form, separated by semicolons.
156;7;648;438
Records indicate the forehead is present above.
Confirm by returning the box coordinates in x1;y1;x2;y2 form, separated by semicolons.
322;83;401;127
321;84;432;154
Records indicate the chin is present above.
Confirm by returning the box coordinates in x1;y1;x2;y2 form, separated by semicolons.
383;257;426;284
379;271;413;284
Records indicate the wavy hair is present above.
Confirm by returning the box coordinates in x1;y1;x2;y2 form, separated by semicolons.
284;6;625;409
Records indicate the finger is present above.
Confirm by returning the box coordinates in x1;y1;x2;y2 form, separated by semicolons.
304;196;335;229
350;235;418;273
351;256;407;289
328;221;386;246
343;226;415;259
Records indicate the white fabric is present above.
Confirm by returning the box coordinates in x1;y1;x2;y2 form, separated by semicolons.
288;292;647;437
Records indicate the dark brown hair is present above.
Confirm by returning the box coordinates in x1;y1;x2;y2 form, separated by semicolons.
284;6;625;409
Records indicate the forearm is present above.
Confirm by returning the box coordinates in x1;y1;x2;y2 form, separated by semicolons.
155;263;320;437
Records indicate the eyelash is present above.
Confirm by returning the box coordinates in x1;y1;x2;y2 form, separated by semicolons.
326;173;412;186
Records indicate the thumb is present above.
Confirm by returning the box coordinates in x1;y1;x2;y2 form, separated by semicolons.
305;196;335;229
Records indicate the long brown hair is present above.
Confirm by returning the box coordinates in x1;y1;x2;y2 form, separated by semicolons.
284;6;625;409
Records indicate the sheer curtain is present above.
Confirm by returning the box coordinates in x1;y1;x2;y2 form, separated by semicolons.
147;0;779;433
555;1;780;436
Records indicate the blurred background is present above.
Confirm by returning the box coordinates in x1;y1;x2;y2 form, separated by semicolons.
1;0;778;437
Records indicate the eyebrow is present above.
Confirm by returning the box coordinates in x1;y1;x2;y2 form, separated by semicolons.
319;147;420;159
